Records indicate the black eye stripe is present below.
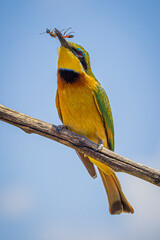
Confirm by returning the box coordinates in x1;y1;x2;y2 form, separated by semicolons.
81;58;88;70
71;47;88;70
72;48;83;56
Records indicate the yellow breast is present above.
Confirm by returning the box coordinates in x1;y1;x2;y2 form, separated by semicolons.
57;72;107;145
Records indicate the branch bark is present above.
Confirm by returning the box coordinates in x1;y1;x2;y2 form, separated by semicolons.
0;104;160;187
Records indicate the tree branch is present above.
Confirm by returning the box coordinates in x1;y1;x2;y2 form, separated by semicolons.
0;104;160;187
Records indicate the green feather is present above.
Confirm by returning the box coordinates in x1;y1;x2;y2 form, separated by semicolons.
94;84;115;151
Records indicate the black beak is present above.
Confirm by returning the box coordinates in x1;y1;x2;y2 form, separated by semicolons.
54;28;87;70
54;28;72;50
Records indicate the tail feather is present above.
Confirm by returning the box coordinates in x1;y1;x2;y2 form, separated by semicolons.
98;168;134;215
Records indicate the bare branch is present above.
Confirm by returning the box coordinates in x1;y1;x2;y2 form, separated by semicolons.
0;104;160;187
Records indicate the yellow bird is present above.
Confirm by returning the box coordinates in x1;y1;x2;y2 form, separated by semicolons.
54;28;134;214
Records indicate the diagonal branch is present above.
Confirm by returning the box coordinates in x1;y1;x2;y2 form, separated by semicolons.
0;104;160;187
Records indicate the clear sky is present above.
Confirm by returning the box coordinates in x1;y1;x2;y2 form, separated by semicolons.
1;0;160;239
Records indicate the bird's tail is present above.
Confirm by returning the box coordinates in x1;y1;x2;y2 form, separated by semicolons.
98;168;134;214
88;157;134;214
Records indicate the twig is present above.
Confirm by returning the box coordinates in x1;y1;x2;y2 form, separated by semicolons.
0;104;160;187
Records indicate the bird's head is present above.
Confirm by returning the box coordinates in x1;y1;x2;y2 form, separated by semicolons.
54;28;95;78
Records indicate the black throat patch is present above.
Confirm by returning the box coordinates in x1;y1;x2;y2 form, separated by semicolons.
58;69;79;83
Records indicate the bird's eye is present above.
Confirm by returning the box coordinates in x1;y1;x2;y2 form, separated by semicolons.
77;50;83;56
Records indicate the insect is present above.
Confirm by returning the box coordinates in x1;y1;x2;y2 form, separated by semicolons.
40;27;74;39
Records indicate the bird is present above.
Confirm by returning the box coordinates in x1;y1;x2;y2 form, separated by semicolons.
53;28;134;215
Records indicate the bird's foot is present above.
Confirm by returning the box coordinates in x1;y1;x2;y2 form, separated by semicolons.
96;141;104;151
57;125;67;133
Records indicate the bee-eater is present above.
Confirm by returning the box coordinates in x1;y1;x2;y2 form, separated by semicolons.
54;28;134;214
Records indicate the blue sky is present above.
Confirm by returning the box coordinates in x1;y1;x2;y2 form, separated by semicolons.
1;0;160;239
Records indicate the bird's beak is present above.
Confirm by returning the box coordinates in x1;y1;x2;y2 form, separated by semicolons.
54;28;72;50
54;28;81;64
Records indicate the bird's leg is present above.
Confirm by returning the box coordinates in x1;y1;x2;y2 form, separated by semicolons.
96;140;104;151
57;125;68;133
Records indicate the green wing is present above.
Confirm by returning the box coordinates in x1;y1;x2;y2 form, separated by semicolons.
94;84;115;151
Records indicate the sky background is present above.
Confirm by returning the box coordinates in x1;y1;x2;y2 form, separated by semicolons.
1;0;160;239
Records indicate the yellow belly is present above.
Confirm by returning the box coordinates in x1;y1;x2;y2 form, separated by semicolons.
58;82;107;146
59;84;112;174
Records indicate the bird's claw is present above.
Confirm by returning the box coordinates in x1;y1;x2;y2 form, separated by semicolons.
96;142;104;151
57;125;67;133
96;143;104;150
